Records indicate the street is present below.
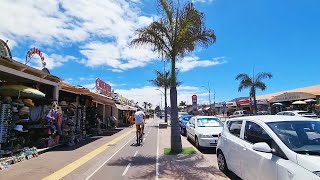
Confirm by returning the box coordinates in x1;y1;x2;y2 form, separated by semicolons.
0;117;232;180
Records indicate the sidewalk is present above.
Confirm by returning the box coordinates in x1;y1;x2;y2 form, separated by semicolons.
0;126;135;180
158;122;229;180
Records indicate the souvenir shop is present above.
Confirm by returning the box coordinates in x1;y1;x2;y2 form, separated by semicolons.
0;53;61;168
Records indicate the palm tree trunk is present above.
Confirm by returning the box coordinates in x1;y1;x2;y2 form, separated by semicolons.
164;87;168;123
170;56;182;153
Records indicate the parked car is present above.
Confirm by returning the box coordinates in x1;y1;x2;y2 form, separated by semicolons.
178;112;189;118
229;110;252;118
179;115;193;136
216;115;320;180
186;116;223;149
257;110;269;115
276;110;318;119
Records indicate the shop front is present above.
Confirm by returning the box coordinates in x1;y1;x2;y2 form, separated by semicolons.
0;47;61;166
269;92;317;114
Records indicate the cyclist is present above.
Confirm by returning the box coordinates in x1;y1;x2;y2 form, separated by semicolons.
134;108;145;134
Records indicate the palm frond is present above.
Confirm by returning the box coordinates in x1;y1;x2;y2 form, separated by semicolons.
235;73;251;81
255;72;273;82
255;80;267;91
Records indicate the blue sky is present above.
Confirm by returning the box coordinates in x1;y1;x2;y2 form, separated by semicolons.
1;0;320;107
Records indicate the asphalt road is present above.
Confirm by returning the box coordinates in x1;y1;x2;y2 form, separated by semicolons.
86;119;159;180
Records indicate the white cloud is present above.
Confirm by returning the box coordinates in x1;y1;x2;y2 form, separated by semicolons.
82;83;96;90
177;56;226;72
115;85;210;108
0;0;157;71
79;77;95;81
13;53;76;70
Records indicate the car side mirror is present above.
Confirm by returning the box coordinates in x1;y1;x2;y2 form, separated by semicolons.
252;142;272;153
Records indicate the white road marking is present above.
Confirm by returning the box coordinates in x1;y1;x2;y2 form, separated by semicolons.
143;137;146;141
156;121;160;180
85;135;135;180
134;151;138;157
122;163;132;176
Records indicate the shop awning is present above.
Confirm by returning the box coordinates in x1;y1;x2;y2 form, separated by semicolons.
0;56;60;86
115;104;126;110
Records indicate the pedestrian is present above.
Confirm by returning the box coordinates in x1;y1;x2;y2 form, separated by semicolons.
129;114;134;127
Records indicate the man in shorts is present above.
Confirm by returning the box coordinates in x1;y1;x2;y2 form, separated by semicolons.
134;108;145;134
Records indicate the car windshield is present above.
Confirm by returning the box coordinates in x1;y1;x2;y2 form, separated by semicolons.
267;121;320;155
182;116;192;121
197;118;223;127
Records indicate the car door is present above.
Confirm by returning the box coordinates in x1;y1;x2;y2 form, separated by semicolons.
223;120;244;177
187;117;195;140
240;120;281;180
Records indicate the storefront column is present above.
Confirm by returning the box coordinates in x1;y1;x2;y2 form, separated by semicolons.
53;85;60;101
103;104;106;126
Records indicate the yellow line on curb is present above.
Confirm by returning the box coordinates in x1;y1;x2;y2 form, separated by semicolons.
42;129;135;180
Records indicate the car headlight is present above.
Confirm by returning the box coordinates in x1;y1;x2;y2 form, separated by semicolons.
199;134;212;138
313;171;320;177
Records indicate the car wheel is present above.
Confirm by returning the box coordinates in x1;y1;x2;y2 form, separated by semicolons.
186;133;190;141
217;151;229;174
183;128;186;136
195;137;202;150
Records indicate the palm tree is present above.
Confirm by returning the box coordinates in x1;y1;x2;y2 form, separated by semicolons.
131;0;216;152
179;101;187;107
143;102;148;110
235;72;273;114
149;70;181;123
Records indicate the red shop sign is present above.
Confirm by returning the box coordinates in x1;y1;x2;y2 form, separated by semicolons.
96;78;112;96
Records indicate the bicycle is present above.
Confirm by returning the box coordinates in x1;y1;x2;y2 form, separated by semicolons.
136;125;143;146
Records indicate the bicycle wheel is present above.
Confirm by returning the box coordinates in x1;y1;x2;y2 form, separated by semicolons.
136;129;140;146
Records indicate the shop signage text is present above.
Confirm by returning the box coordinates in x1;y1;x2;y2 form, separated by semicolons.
25;47;46;68
96;78;112;96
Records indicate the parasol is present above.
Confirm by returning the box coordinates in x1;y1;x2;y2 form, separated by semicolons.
0;85;45;98
272;102;283;106
292;100;307;105
304;99;316;103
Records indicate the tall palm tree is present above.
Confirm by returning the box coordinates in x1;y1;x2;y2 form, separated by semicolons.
131;0;216;152
235;72;273;114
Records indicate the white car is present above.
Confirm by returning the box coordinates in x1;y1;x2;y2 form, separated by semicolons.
186;116;223;149
216;115;320;180
229;110;252;118
276;110;318;119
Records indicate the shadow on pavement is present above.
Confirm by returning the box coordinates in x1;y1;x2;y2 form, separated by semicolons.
107;154;228;180
43;129;124;152
48;136;102;152
226;172;242;180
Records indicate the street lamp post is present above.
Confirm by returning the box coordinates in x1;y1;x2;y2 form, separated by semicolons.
156;88;167;122
201;82;215;115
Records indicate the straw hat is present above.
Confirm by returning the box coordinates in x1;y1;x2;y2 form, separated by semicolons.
59;101;68;107
3;96;12;103
12;99;24;106
23;99;34;107
68;102;77;108
19;106;30;115
14;125;28;132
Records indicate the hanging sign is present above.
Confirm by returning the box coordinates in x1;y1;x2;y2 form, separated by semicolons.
192;95;197;109
96;78;112;96
25;47;46;68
